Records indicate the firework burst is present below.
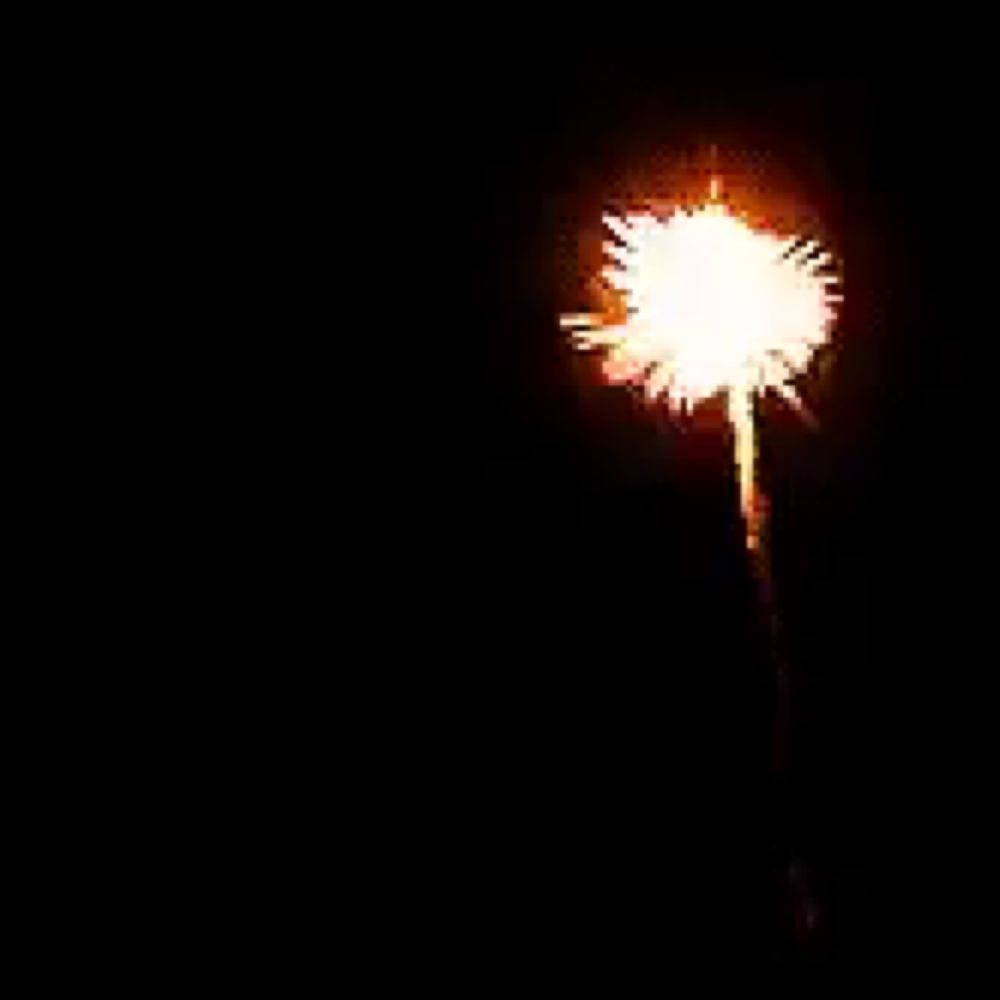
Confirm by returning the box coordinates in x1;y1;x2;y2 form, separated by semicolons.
562;184;840;553
561;178;842;943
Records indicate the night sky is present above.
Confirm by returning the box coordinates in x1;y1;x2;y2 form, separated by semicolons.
391;45;982;978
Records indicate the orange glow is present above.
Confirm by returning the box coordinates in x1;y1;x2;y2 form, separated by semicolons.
562;195;840;551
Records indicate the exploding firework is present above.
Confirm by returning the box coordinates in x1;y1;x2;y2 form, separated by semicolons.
561;181;840;554
561;177;842;942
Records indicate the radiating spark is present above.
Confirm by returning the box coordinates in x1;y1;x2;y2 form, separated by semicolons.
564;197;839;553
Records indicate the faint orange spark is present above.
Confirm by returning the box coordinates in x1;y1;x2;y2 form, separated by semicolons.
562;194;840;552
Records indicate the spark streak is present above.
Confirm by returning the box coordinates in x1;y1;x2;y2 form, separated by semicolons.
562;190;839;556
562;180;841;946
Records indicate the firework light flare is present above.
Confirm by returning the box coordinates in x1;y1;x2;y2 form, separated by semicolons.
561;175;842;941
561;180;840;555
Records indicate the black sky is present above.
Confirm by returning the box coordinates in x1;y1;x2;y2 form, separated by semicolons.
388;45;986;977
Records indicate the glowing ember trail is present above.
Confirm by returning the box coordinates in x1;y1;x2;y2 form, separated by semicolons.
562;179;842;943
561;182;840;556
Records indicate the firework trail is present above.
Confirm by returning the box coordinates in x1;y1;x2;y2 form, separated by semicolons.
562;177;840;945
562;179;837;580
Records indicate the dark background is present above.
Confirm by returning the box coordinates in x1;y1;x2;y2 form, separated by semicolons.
39;29;991;990
380;45;986;979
